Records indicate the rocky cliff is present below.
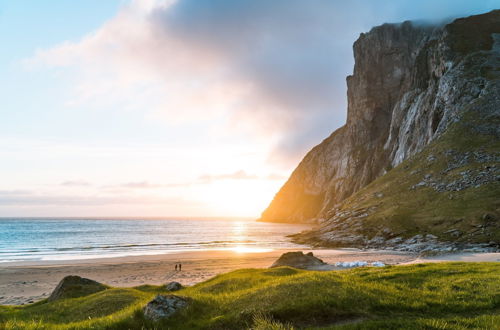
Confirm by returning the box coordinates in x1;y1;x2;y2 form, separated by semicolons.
261;11;500;252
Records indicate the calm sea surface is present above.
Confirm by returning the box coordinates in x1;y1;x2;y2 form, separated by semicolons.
0;218;311;262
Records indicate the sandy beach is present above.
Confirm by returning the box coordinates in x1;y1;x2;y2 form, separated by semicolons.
1;249;498;305
0;248;411;305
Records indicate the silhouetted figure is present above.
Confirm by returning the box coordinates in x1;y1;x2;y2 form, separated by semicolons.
179;263;182;271
175;264;178;271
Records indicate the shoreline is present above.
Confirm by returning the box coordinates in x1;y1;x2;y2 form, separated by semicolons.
1;248;498;306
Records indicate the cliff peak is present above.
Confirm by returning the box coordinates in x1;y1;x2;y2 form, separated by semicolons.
260;10;500;252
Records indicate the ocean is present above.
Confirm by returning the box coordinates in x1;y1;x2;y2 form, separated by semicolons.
0;218;311;262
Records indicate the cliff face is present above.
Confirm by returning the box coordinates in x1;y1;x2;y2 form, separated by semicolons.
261;11;500;225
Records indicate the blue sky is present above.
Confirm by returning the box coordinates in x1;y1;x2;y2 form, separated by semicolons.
0;0;498;217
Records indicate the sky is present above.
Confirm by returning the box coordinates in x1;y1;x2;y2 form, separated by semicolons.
0;0;498;217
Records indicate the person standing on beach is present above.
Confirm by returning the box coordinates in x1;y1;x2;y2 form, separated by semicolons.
179;263;182;271
175;264;178;271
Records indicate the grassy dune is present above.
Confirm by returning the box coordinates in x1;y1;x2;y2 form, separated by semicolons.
1;262;499;329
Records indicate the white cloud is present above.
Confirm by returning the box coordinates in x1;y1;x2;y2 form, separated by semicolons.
23;0;500;169
25;0;356;165
60;181;91;187
26;0;251;126
28;0;498;165
103;170;283;190
0;189;189;206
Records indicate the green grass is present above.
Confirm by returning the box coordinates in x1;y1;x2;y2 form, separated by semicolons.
313;104;500;245
1;262;499;329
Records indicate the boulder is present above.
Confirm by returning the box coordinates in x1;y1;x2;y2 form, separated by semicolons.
48;275;107;302
270;251;325;269
165;281;183;292
143;295;189;321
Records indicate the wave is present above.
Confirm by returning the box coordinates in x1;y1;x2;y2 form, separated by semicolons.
0;240;263;259
0;218;310;262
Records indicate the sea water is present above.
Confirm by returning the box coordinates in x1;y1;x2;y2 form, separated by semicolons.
0;218;310;262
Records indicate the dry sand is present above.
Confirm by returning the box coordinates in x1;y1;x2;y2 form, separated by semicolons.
1;249;498;305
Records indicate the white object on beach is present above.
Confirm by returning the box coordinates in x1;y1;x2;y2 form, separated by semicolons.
334;261;368;268
334;261;386;268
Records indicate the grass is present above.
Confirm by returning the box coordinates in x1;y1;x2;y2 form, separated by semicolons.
445;10;500;55
1;262;499;329
47;276;108;302
308;104;500;245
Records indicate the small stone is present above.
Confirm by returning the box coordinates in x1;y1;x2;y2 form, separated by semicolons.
382;228;392;235
443;229;462;237
482;213;495;221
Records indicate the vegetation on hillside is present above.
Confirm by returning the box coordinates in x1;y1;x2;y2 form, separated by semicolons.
294;105;500;249
1;262;499;329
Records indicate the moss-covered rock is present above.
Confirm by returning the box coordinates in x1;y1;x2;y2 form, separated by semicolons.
48;275;107;302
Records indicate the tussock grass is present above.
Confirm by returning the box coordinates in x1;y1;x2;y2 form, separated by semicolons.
1;262;499;329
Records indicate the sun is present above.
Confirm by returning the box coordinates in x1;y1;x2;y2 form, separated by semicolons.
200;179;282;217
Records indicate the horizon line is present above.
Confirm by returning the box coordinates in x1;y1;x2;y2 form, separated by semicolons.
0;216;258;221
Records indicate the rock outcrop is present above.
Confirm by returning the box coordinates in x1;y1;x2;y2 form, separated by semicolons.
270;251;325;269
261;11;500;251
143;295;190;321
48;276;107;302
165;281;183;292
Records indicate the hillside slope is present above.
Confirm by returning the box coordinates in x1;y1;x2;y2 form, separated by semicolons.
260;11;500;251
1;263;499;329
292;109;500;252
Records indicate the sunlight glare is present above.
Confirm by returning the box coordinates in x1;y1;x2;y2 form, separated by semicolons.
200;180;283;217
231;246;272;254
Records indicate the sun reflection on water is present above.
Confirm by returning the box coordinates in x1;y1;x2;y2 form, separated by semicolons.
229;221;272;253
231;246;272;253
